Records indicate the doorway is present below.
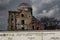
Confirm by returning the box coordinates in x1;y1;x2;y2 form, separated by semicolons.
37;27;39;30
21;27;24;30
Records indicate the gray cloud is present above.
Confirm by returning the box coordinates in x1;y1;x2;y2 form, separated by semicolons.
0;0;10;10
31;0;60;18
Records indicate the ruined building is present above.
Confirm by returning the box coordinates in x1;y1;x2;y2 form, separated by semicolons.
8;3;44;31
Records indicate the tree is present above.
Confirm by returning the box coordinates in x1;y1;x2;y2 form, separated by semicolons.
40;17;58;30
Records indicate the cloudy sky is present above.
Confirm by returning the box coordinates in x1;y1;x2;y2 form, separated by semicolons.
0;0;60;30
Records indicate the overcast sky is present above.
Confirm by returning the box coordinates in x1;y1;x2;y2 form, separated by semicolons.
0;0;60;30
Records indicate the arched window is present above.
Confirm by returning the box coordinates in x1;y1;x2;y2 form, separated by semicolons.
21;14;24;17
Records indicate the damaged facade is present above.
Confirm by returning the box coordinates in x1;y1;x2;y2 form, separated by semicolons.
8;3;44;31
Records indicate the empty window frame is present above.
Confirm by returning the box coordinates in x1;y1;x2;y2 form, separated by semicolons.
21;20;24;24
21;14;24;17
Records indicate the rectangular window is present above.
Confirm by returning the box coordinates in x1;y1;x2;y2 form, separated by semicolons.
11;25;13;30
32;25;34;30
21;20;24;24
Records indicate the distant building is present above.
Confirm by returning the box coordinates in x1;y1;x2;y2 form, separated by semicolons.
32;16;44;30
8;3;44;31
